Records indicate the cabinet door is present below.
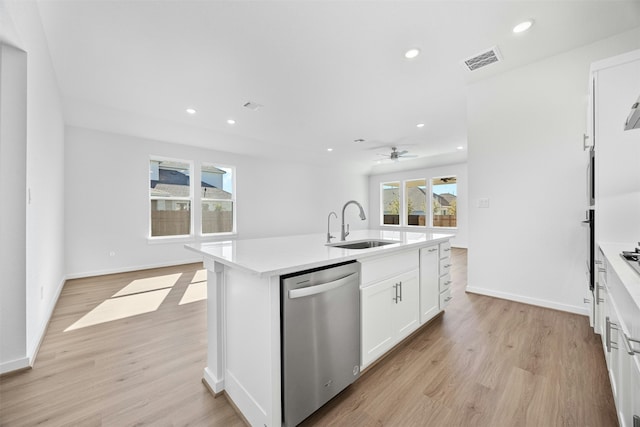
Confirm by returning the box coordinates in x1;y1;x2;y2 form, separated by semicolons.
631;357;640;427
419;246;440;324
361;279;395;368
393;270;420;340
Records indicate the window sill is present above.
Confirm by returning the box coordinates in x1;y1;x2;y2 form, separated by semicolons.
147;232;238;245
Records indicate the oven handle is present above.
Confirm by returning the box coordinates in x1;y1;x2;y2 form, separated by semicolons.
289;273;357;299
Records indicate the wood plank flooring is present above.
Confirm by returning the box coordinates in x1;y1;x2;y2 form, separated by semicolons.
0;249;617;426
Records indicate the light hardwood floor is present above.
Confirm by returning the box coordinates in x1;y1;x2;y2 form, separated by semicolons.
0;249;617;426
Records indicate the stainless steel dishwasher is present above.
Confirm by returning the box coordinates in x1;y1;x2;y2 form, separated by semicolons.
281;260;361;427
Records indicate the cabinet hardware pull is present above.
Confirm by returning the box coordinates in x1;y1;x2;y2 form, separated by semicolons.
622;332;640;355
583;298;591;304
595;260;603;265
398;281;402;302
598;268;606;273
445;264;452;268
583;133;590;150
393;283;399;303
606;316;612;352
444;248;450;252
444;296;452;302
428;248;437;253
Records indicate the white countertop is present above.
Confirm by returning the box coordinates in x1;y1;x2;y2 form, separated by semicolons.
185;230;453;277
599;242;640;312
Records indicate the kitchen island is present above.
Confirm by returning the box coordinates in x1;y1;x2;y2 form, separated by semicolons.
185;230;453;426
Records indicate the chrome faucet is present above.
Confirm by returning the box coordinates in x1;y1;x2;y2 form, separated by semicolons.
341;200;366;241
327;211;337;243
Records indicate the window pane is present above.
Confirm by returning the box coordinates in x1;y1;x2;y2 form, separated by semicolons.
406;179;426;226
382;182;400;225
201;164;234;234
150;200;191;236
432;176;457;228
150;160;192;237
202;200;234;233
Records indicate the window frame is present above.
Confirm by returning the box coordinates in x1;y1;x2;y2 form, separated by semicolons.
379;174;458;230
149;156;194;240
380;181;401;227
199;162;237;237
148;156;238;243
430;175;458;229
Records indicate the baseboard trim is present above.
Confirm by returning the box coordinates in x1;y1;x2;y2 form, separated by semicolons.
27;275;66;367
0;357;30;376
465;286;588;316
65;258;204;280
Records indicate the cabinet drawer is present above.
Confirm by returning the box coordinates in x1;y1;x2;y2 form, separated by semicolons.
360;250;419;287
440;287;453;309
439;241;451;259
439;258;452;276
439;274;452;293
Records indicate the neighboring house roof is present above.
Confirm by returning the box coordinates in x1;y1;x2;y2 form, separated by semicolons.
438;193;457;206
150;169;231;199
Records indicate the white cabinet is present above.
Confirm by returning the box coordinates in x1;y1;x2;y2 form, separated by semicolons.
361;269;419;368
419;245;439;324
439;241;453;309
599;244;640;427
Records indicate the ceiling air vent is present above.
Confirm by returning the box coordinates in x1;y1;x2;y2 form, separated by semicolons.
243;101;263;111
462;46;502;71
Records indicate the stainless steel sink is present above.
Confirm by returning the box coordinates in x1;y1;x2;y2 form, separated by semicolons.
327;239;399;250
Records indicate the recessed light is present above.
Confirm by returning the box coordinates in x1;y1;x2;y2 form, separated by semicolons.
416;123;425;128
513;20;534;34
457;146;464;150
227;119;236;125
186;108;197;115
404;48;420;59
327;148;333;152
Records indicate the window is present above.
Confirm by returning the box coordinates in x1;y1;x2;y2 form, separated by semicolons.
149;158;236;239
379;175;457;229
201;164;235;234
381;182;400;225
405;179;426;226
149;159;192;237
432;176;457;228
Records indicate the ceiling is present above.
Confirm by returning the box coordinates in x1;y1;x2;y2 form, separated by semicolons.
34;0;640;174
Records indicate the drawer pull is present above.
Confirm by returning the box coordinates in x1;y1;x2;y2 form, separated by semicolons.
444;296;452;302
443;248;451;252
428;248;438;253
622;332;640;355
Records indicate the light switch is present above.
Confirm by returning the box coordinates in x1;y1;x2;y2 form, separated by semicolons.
478;198;490;208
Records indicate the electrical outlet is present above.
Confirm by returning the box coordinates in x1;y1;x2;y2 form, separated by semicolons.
478;198;490;208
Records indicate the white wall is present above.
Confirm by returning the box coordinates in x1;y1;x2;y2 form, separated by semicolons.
65;126;369;277
0;42;28;373
368;162;468;248
0;0;66;373
467;27;640;314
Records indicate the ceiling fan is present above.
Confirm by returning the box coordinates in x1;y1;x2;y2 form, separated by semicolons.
377;146;418;162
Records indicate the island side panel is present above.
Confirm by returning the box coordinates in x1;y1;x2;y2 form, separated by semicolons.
224;267;282;427
203;259;225;393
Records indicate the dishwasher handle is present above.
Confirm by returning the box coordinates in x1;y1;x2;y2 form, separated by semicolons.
288;272;357;299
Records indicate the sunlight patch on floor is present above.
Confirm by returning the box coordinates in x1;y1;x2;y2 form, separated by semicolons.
179;282;207;305
112;273;182;297
191;269;207;283
65;289;171;331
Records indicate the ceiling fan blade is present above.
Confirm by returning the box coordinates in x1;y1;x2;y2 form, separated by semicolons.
400;154;418;158
396;150;409;156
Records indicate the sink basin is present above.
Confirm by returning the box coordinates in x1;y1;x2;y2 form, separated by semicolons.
327;239;399;250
